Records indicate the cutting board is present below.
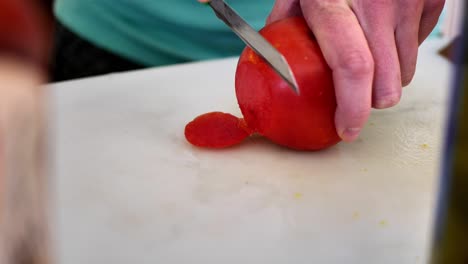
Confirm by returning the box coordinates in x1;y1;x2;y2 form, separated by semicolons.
49;39;451;264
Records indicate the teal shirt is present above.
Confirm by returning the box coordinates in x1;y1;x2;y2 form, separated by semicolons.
54;0;274;66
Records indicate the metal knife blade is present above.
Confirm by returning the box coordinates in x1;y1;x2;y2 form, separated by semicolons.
205;0;299;94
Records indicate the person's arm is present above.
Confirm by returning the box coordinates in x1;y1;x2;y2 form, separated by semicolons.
267;0;445;142
0;1;51;263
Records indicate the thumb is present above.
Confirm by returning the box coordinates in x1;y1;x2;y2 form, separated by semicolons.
267;0;301;24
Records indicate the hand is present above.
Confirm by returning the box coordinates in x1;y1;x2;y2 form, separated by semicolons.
267;0;445;142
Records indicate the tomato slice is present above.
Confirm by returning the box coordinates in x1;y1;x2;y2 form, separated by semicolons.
184;112;252;148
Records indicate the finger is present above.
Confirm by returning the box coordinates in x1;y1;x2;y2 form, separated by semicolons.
396;2;424;86
353;1;402;108
301;1;374;142
266;0;301;24
419;0;445;43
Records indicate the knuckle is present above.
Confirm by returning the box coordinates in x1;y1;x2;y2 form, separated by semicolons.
337;51;374;78
305;0;349;16
352;0;393;15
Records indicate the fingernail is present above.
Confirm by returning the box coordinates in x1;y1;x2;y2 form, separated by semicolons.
340;127;361;142
374;99;398;109
373;94;401;109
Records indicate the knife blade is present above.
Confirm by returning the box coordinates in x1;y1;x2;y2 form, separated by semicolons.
204;0;299;94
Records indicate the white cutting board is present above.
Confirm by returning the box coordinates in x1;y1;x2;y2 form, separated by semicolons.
49;39;451;264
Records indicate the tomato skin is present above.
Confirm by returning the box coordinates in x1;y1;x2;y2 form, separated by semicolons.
235;17;341;150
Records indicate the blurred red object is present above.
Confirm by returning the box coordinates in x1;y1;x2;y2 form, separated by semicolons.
0;0;52;68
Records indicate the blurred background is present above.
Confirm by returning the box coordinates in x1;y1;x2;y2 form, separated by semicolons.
1;0;465;82
437;0;464;39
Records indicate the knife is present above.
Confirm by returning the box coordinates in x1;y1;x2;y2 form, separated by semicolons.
202;0;299;94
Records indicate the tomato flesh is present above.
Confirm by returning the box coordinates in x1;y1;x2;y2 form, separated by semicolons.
185;112;251;148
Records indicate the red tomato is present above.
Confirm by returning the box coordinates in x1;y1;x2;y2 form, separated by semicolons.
185;17;341;150
235;17;341;150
